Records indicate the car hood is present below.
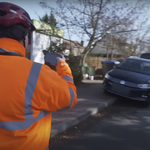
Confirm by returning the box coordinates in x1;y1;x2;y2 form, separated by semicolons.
108;68;150;84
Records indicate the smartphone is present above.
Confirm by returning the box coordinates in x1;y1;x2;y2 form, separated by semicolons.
45;53;62;65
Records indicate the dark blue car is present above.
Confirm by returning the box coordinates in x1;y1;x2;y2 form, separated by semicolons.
103;56;150;104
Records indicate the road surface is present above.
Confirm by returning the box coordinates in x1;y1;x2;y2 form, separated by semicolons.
50;98;150;150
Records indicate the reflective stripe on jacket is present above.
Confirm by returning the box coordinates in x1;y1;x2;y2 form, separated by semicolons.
0;38;77;150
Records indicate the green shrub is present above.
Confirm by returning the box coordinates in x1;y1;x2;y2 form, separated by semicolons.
67;56;83;86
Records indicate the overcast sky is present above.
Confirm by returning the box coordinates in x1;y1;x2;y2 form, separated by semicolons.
1;0;56;20
1;0;150;44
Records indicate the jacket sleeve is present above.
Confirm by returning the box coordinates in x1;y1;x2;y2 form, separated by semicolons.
32;61;77;111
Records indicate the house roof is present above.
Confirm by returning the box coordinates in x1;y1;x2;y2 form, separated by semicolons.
62;39;85;53
32;19;64;38
90;33;130;55
91;43;122;55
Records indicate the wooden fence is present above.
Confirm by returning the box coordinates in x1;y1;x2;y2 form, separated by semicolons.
85;57;104;69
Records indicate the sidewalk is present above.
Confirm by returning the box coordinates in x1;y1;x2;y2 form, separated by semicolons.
51;80;116;137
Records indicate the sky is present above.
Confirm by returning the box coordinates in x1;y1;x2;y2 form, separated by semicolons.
1;0;150;45
1;0;79;40
1;0;56;20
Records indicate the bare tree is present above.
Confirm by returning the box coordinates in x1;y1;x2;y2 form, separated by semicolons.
40;0;150;71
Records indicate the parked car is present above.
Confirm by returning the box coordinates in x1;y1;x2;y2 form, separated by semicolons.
103;56;150;104
101;60;120;78
140;53;150;59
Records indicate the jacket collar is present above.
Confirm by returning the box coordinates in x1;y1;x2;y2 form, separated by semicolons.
0;38;26;57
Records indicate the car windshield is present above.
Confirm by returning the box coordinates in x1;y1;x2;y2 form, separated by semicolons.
117;58;150;75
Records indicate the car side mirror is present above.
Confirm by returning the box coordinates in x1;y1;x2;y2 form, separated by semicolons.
113;61;120;68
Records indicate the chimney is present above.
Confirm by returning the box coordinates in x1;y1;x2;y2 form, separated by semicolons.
81;40;84;47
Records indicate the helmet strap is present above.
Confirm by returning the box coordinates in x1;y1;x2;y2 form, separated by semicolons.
23;37;26;47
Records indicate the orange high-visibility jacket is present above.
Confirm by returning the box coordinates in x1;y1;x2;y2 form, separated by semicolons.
0;38;77;150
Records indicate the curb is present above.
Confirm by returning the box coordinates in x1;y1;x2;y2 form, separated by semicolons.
51;98;116;137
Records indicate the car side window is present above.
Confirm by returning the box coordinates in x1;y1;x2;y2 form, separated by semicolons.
141;62;150;73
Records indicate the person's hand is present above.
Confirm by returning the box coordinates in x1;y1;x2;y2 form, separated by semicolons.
56;53;66;64
47;53;66;68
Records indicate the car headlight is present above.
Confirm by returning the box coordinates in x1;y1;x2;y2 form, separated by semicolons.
105;73;111;79
138;84;150;89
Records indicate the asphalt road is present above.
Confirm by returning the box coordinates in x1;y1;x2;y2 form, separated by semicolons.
50;98;150;150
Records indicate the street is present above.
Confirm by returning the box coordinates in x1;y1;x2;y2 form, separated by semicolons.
49;82;150;150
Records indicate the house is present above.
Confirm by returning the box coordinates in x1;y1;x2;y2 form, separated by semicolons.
62;39;85;56
26;19;84;64
136;40;150;56
90;33;131;59
26;19;64;64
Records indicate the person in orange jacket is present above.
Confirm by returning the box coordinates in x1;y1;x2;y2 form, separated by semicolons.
0;2;77;150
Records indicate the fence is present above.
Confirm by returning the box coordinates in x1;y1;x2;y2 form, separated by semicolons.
85;56;104;69
85;56;124;69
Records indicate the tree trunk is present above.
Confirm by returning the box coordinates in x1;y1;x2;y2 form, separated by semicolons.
106;47;109;60
111;50;114;60
81;52;88;73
